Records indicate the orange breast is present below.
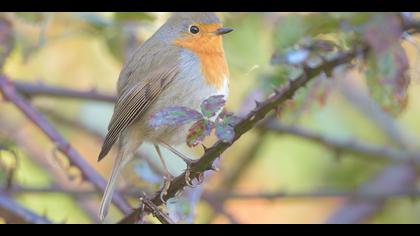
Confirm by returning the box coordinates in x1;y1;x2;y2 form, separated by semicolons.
174;23;229;89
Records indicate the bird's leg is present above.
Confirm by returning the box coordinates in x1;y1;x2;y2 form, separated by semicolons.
158;139;202;187
154;144;173;203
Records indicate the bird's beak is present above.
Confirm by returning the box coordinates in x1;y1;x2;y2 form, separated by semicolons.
214;27;234;35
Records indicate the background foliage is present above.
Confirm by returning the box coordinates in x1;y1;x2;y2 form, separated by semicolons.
0;12;420;224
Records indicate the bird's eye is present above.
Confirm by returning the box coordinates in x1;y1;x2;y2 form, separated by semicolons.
189;25;200;34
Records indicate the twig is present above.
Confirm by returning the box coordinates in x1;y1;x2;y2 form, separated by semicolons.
0;75;131;215
265;121;420;164
39;107;104;140
0;117;103;223
141;197;175;224
326;164;418;224
201;194;240;224
119;45;369;224
209;188;420;201
7;184;420;202
13;81;115;103
0;190;52;224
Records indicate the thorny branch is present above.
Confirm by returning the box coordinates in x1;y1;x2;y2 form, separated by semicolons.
0;18;418;224
118;45;370;224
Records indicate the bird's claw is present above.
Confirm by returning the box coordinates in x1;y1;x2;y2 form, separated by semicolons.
159;175;172;204
184;164;205;188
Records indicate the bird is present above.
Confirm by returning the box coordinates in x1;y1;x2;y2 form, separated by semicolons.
97;12;233;221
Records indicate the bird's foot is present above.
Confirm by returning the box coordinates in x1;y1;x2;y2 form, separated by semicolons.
159;174;173;204
184;159;205;187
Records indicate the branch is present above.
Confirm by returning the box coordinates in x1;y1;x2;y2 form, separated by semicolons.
209;188;420;201
264;121;420;164
201;194;240;224
0;190;52;224
13;81;116;103
326;164;418;224
139;197;175;224
0;75;131;215
118;45;369;224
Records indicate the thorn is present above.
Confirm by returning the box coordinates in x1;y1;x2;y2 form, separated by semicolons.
211;166;220;172
206;163;220;172
274;88;281;96
196;173;205;185
255;100;263;108
201;144;209;153
174;189;183;198
302;66;310;79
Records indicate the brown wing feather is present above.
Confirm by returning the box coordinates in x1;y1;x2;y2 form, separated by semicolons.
98;66;178;162
98;36;181;162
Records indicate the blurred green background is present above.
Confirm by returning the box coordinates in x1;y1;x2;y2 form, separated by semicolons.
0;12;419;224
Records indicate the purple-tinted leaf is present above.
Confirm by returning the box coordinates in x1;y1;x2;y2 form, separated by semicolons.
149;106;203;129
186;119;215;147
215;123;235;143
0;17;14;69
200;95;226;118
217;111;241;127
215;112;240;143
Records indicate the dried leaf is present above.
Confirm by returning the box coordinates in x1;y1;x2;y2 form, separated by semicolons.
149;106;203;129
364;15;403;56
200;95;226;118
186;119;215;147
366;45;410;115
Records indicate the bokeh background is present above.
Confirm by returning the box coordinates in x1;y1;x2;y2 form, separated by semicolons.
0;12;420;224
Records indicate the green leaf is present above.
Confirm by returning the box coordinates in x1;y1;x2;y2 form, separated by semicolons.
14;13;46;24
0;17;14;69
274;15;306;51
105;26;126;62
274;13;343;53
114;12;155;22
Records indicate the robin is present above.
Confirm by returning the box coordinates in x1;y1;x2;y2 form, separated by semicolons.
97;12;233;221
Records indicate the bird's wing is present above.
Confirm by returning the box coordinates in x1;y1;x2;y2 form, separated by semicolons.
98;45;180;162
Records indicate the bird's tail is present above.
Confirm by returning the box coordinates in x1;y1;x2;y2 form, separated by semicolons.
98;150;133;222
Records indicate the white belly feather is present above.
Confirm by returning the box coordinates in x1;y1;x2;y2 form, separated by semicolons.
140;49;229;145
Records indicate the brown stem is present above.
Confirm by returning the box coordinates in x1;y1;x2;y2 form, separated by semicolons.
13;81;115;103
265;121;420;164
0;190;52;224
